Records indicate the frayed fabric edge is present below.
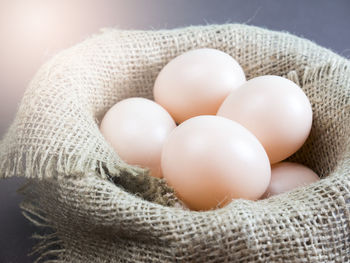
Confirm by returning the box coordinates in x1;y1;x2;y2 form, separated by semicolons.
19;183;65;263
0;144;146;180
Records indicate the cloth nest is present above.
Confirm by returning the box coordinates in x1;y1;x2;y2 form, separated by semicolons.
1;24;350;262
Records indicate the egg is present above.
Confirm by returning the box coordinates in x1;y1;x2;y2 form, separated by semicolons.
100;97;176;178
262;162;320;198
161;115;271;211
153;48;246;124
217;75;312;164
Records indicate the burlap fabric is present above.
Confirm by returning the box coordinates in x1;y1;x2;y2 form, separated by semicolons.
1;24;350;262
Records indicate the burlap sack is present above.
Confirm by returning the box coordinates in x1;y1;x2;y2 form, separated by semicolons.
1;24;349;262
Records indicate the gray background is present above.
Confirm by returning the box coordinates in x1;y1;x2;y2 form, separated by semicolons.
1;0;349;262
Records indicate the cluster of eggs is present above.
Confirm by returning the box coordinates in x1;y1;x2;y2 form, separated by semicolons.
100;48;319;211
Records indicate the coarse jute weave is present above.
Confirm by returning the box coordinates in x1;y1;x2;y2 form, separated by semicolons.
1;24;350;262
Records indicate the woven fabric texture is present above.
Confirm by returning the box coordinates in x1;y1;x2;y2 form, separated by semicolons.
1;24;350;262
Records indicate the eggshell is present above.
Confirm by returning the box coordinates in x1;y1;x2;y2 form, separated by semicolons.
263;162;320;198
217;75;312;164
154;48;246;123
161;115;271;211
100;97;176;178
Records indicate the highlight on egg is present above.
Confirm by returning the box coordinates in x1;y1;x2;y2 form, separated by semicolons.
100;97;176;178
217;75;313;164
154;48;246;124
161;115;271;211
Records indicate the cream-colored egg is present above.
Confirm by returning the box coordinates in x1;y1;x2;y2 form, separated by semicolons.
161;115;271;211
217;75;312;164
100;97;176;178
154;48;246;124
263;162;320;198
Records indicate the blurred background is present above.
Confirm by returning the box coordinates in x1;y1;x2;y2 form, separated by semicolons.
0;0;349;262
